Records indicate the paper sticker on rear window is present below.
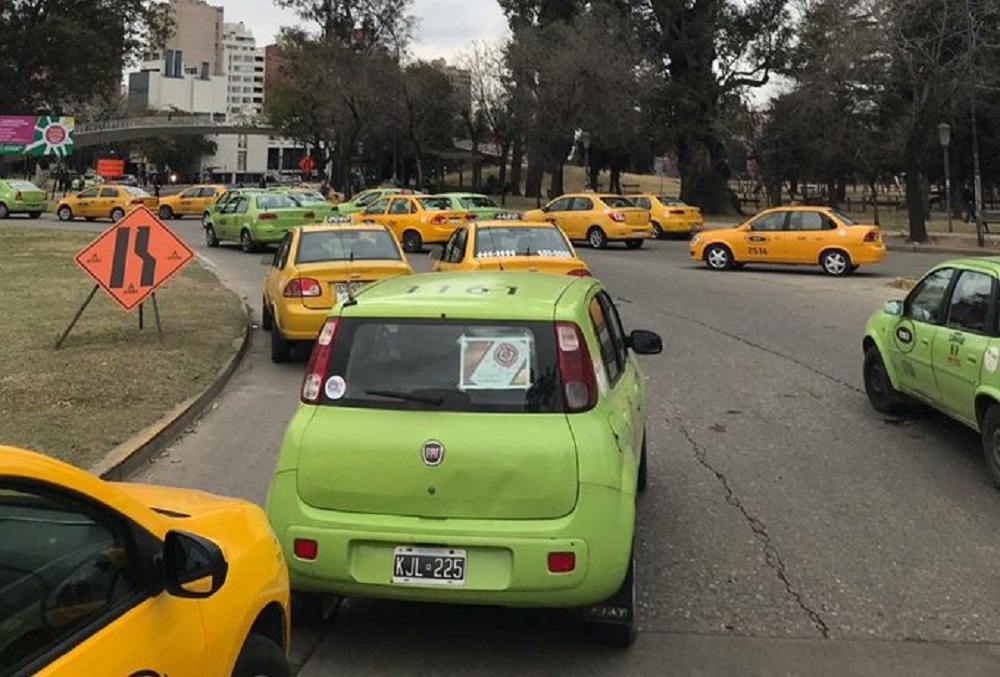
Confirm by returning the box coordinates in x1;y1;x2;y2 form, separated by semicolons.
458;334;533;390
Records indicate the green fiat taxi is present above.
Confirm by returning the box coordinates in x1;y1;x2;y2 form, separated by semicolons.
0;179;48;218
265;272;662;646
863;258;1000;488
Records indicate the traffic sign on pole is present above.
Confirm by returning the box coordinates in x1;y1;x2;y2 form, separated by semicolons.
74;205;194;312
299;155;317;174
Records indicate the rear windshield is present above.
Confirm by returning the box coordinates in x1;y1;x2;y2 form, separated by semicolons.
658;196;685;206
124;186;152;198
256;194;298;210
289;191;326;204
829;208;856;225
459;195;499;209
417;197;451;211
297;230;401;263
601;196;636;208
474;227;573;258
5;180;41;192
323;319;562;413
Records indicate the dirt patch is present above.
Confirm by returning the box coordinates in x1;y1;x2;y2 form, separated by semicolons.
0;225;245;468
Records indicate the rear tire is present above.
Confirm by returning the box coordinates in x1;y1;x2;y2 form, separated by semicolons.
0;203;9;219
625;239;644;250
402;229;423;253
704;244;735;271
57;206;73;221
110;207;125;222
159;205;174;220
241;228;256;253
261;299;273;331
637;433;648;493
651;222;664;239
980;405;1000;490
28;211;41;219
232;634;290;677
205;225;219;247
584;549;637;648
292;591;341;626
270;324;291;363
863;345;906;414
820;249;851;276
587;227;609;249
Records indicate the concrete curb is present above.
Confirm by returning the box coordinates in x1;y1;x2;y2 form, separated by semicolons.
886;242;1000;256
91;301;252;481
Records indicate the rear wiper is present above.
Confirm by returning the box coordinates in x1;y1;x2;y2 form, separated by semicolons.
364;389;444;406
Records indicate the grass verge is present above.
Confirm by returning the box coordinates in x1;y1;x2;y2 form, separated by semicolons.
0;225;245;469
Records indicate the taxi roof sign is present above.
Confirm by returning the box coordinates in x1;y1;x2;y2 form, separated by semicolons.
75;205;194;312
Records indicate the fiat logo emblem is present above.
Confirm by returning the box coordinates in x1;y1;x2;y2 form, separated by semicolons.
421;440;445;467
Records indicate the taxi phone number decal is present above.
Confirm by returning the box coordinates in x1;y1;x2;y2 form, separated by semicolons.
476;249;572;258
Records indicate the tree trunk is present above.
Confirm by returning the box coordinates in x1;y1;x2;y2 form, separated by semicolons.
550;162;564;196
904;139;927;242
414;146;425;191
677;136;731;213
510;137;523;195
525;155;544;198
497;143;510;204
610;168;622;194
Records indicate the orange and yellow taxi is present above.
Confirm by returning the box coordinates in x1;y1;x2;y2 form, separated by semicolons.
156;184;226;220
352;194;474;252
55;185;158;223
523;193;653;249
262;220;414;362
689;206;886;276
0;445;290;677
431;213;592;277
630;195;704;238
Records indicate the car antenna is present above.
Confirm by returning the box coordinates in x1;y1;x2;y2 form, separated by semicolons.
482;219;505;272
331;216;358;306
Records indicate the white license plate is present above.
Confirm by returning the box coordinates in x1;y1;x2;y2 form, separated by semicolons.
392;546;466;586
334;281;365;303
449;218;461;225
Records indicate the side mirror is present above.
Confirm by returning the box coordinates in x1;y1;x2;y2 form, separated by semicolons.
162;531;228;599
628;329;662;355
541;206;550;213
261;254;274;266
429;249;442;261
883;299;903;316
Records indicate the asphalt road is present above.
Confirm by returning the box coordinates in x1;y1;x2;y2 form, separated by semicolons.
18;212;1000;675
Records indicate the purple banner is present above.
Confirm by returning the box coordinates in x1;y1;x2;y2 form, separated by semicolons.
0;116;37;144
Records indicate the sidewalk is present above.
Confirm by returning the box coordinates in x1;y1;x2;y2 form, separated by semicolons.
881;230;1000;257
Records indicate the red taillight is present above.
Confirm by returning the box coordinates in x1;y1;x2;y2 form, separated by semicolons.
304;211;315;220
14;191;22;201
259;213;277;221
431;214;447;225
283;277;322;297
301;318;339;403
609;212;626;223
864;230;880;242
567;268;593;277
555;322;597;413
293;538;318;560
465;212;476;220
548;552;576;573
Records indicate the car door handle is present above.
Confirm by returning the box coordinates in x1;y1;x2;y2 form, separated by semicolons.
921;339;930;346
968;355;978;364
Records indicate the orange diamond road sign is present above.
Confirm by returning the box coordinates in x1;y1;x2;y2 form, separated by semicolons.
75;205;194;311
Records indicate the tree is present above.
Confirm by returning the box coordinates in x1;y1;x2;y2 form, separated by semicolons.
400;62;455;190
273;0;413;49
139;135;217;179
0;1;172;113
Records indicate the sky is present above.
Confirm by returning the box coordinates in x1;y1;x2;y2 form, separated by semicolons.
216;0;510;62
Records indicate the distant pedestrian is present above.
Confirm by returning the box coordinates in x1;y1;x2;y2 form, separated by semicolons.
259;176;267;189
962;183;975;222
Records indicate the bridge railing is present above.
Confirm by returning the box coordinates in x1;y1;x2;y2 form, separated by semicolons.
75;115;273;134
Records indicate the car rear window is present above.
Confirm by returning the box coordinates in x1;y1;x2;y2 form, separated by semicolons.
459;195;499;209
323;319;563;413
124;186;151;198
417;197;451;211
601;196;636;208
658;196;684;206
297;230;401;263
257;194;298;210
5;180;41;192
474;227;573;258
289;191;326;204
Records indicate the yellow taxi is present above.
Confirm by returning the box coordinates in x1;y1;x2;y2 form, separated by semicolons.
431;213;592;277
262;219;414;362
0;445;290;677
351;194;474;252
55;185;158;223
523;193;653;249
689;206;886;276
156;184;226;220
629;195;704;238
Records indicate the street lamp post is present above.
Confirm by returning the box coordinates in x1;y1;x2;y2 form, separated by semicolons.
580;131;591;191
937;122;952;233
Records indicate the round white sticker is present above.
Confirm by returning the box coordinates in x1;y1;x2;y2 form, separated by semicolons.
324;375;347;400
986;347;999;374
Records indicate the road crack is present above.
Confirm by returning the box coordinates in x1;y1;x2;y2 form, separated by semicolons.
677;422;831;639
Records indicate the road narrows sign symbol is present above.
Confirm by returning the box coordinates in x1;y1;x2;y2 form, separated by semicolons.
75;205;194;311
